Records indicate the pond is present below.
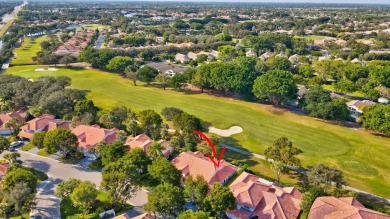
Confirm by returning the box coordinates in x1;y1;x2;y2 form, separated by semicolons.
66;25;81;30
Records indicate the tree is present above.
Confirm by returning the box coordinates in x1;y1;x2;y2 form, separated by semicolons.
3;152;20;164
4;118;19;134
155;73;170;90
144;183;185;219
2;168;38;192
43;128;78;158
303;86;350;120
101;160;139;206
125;66;139;86
74;100;98;117
0;136;10;154
300;187;324;213
172;112;208;135
59;55;74;66
252;70;297;106
161;107;183;121
5;182;33;216
218;45;236;61
307;163;345;192
126;120;140;136
138;65;159;84
177;210;210;219
121;148;151;180
272;56;291;71
196;54;208;63
105;56;133;74
264;137;302;167
100;141;128;166
137;109;162;136
169;136;182;150
70;181;98;211
31;131;46;149
271;161;288;184
147;142;164;160
361;104;390;136
184;175;208;207
203;183;236;217
147;157;182;185
169;73;187;90
56;178;82;199
334;79;358;93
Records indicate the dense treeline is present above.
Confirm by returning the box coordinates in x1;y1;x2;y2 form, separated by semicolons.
0;1;22;18
0;75;87;118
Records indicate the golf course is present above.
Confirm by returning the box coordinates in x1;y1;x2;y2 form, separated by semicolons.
4;64;390;199
11;35;47;65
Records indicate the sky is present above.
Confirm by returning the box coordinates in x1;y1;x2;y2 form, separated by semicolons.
128;0;390;4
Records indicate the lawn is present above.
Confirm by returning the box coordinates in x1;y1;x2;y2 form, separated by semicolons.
20;142;35;151
37;149;51;157
5;65;390;199
11;35;47;65
296;35;333;41
60;190;131;219
322;84;365;98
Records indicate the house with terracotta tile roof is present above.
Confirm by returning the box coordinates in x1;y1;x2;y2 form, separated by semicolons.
0;163;10;179
226;172;302;219
125;133;173;158
308;196;390;219
71;125;119;158
18;114;71;140
0;110;27;136
171;151;238;186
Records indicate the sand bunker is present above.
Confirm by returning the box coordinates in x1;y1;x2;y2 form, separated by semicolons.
35;68;58;71
209;126;243;137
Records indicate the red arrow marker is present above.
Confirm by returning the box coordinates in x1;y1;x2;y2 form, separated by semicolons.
193;130;226;168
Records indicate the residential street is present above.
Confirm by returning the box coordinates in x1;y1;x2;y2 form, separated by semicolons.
0;150;148;218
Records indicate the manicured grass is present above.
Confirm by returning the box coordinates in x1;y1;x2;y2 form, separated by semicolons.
80;24;109;31
12;35;47;65
296;35;330;41
322;84;365;98
37;149;51;157
0;159;8;164
0;18;15;38
5;65;390;198
20;142;35;151
9;213;29;219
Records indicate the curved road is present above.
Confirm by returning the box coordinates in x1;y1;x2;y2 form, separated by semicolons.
1;150;148;218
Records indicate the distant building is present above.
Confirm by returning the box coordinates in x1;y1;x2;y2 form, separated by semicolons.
175;53;190;63
246;49;257;57
226;172;302;219
378;97;389;104
347;100;377;119
308;197;390;219
146;62;187;77
259;52;272;61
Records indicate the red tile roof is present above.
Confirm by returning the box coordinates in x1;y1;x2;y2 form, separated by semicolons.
227;172;302;219
18;114;71;139
172;151;238;185
72;125;118;149
308;197;390;219
0;163;10;177
125;134;172;157
0;110;27;131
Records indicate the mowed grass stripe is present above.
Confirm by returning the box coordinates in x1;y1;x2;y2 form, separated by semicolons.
12;35;47;65
5;65;390;198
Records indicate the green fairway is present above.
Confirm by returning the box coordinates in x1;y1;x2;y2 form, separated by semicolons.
12;35;47;65
5;65;390;198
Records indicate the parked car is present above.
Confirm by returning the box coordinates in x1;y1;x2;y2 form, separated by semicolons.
30;214;43;219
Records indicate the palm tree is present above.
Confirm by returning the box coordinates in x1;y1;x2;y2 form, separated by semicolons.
4;118;19;134
271;161;288;184
147;142;164;160
4;152;20;164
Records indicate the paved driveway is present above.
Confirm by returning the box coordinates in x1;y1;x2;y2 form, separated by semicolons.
1;150;149;218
